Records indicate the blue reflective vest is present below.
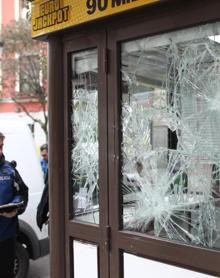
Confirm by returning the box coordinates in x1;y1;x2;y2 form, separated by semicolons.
0;160;18;241
40;159;48;177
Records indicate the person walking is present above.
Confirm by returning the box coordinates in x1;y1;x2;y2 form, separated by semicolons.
40;143;48;177
0;131;28;278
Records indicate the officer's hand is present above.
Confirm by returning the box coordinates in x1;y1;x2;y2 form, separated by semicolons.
0;209;18;218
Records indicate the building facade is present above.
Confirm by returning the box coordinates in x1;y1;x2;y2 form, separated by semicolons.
0;0;47;146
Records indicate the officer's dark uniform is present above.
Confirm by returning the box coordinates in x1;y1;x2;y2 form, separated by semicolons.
0;154;28;278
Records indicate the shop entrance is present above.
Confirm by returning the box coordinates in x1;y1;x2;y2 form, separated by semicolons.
62;10;220;278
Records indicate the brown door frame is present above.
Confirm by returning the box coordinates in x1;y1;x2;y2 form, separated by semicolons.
48;36;66;278
62;30;109;278
107;1;220;277
49;1;220;277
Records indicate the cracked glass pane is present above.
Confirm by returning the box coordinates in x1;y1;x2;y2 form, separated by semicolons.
71;49;99;224
121;22;220;248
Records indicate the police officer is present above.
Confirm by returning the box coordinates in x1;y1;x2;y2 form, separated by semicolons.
0;131;28;277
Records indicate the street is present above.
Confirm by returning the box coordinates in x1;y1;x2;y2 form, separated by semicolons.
27;255;49;278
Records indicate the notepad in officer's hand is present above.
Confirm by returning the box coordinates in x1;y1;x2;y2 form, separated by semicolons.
0;201;24;213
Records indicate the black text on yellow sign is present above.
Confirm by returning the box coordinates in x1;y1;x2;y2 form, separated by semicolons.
86;0;138;15
33;0;70;31
32;0;160;37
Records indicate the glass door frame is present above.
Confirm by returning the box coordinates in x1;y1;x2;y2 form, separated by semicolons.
59;2;220;278
107;1;220;277
63;29;109;278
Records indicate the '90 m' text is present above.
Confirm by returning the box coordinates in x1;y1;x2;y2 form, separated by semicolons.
86;0;138;15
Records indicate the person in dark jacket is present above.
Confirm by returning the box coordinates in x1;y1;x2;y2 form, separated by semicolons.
36;169;49;231
0;131;28;278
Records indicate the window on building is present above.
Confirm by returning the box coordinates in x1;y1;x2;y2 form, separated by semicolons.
18;54;40;95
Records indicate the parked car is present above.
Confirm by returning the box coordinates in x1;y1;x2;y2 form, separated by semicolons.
0;117;49;278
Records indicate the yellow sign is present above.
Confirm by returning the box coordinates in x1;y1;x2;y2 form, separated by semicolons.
32;0;160;38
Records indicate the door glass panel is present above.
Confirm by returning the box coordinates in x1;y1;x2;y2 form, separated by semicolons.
121;22;220;249
124;253;215;278
71;49;99;224
73;240;98;278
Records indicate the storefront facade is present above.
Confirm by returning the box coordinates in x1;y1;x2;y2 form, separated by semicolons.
32;1;220;277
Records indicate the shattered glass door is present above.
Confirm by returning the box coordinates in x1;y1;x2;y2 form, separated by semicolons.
121;23;220;248
71;49;99;224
